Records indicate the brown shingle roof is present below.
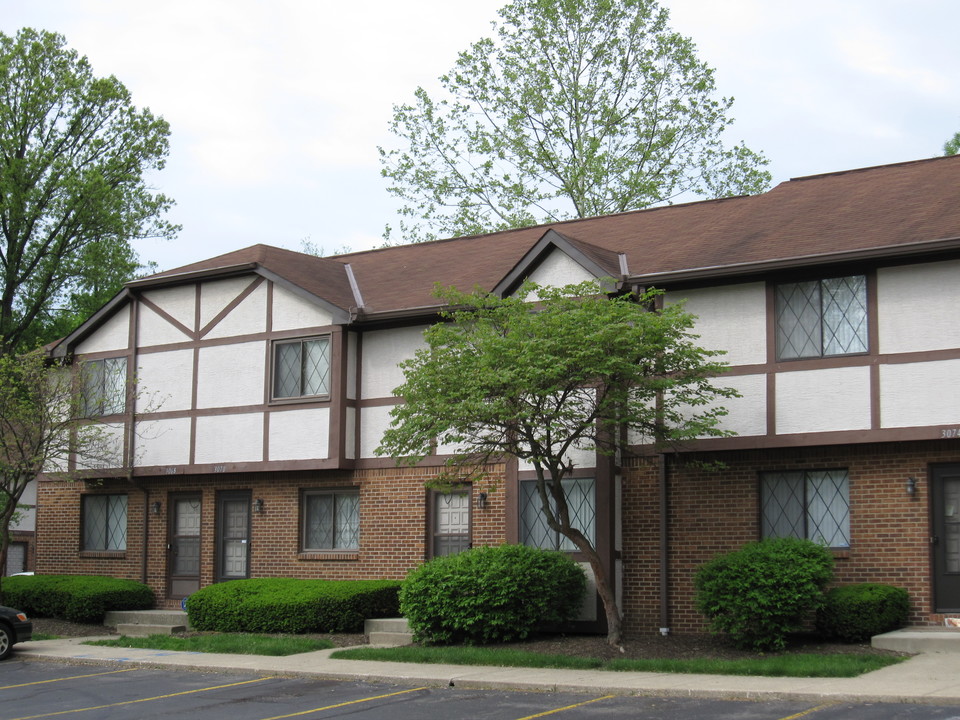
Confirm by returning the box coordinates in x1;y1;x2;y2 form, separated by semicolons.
144;155;960;318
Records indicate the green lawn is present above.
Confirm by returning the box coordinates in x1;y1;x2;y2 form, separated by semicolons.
329;645;905;678
85;633;334;656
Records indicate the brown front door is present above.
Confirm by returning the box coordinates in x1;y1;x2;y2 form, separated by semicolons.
932;465;960;612
168;494;201;598
216;491;250;582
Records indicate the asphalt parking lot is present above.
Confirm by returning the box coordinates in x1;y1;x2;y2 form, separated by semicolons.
5;661;960;720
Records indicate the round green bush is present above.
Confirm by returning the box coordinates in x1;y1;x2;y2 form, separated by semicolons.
815;583;910;642
400;544;586;645
695;537;834;651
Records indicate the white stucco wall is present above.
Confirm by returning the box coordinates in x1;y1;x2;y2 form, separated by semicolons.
272;284;334;331
195;413;264;464
140;285;196;336
269;407;330;460
775;366;871;435
344;407;356;460
524;249;597;294
360;326;428;399
137;349;194;412
76;304;130;354
75;422;127;470
704;374;767;437
12;479;37;532
878;260;960;354
135;417;192;467
881;359;960;428
138;299;194;347
347;332;358;400
359;405;394;458
196;341;265;408
666;283;766;366
203;280;267;339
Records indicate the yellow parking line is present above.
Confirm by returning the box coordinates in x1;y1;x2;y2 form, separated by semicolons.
259;687;429;720
0;669;137;690
777;704;836;720
514;695;616;719
6;676;272;720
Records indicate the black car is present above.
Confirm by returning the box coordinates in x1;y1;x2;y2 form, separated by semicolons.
0;605;32;660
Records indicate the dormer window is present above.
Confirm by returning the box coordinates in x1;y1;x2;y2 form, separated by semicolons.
272;337;331;400
775;276;867;360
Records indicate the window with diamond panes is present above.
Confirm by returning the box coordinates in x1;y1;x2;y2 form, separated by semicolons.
82;494;128;551
761;469;850;548
81;357;127;416
776;276;867;360
273;338;331;400
303;490;359;550
520;478;595;551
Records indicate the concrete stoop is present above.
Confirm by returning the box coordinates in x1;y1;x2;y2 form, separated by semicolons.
872;627;960;653
365;617;413;646
105;609;190;637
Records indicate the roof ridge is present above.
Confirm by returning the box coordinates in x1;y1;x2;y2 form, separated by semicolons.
788;154;960;183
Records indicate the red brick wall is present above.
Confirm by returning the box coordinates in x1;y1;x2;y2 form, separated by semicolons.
621;441;959;635
36;465;507;607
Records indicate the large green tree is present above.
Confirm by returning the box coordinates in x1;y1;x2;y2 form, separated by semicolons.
0;27;176;355
377;281;737;645
380;0;770;242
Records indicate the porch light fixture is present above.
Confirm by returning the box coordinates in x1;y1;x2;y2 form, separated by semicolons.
906;476;918;497
476;492;487;509
253;498;264;513
150;501;162;515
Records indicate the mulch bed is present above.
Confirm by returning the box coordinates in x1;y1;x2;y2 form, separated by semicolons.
32;618;901;661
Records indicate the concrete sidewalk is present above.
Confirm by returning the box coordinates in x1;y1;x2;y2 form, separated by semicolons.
14;635;960;706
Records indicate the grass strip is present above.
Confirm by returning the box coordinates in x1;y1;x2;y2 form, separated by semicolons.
330;646;905;678
85;633;334;656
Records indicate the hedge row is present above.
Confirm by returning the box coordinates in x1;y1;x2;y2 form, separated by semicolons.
185;578;401;633
2;574;154;623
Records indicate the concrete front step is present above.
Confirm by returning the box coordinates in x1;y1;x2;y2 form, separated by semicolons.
116;623;187;637
872;628;960;653
365;617;413;646
105;609;191;637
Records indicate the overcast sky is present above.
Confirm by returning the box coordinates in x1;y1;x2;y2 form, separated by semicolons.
1;1;957;272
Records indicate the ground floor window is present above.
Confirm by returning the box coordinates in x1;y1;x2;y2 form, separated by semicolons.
82;494;128;551
302;489;359;550
520;477;595;551
761;469;850;547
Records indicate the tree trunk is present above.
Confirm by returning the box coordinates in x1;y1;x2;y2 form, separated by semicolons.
574;538;623;646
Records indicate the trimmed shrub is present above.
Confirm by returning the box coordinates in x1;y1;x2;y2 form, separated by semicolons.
3;574;154;623
816;583;910;643
400;544;586;645
185;578;401;633
695;538;834;651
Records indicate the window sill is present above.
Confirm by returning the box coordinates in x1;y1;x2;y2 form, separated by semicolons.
79;550;126;559
298;551;359;562
830;548;851;560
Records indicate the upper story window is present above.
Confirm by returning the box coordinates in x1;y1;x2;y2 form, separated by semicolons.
81;357;127;416
775;276;867;360
272;337;331;400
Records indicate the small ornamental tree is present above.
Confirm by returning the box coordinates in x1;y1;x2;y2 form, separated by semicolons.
377;280;736;645
0;352;134;601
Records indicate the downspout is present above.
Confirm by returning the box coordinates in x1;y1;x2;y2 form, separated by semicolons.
658;452;670;636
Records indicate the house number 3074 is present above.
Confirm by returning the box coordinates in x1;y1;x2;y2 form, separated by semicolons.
941;428;960;439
